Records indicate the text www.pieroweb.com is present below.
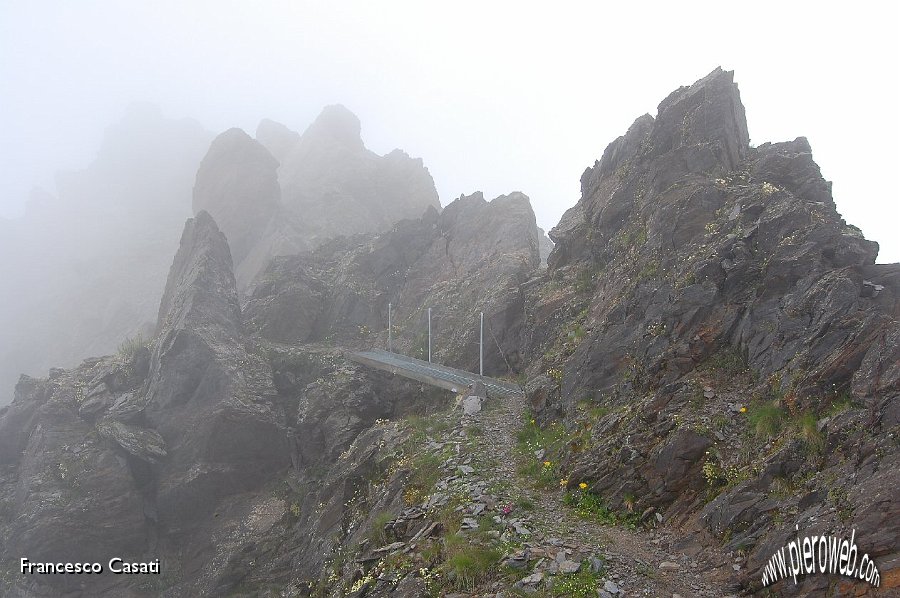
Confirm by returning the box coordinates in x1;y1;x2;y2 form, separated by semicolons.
761;527;879;588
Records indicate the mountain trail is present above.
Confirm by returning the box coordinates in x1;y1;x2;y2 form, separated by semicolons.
443;389;741;596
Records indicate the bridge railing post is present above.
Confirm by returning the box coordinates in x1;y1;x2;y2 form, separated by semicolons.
479;311;483;376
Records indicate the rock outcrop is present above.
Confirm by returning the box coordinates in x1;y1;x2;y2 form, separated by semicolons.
527;67;899;595
244;191;541;375
194;106;442;289
144;212;291;533
0;212;293;596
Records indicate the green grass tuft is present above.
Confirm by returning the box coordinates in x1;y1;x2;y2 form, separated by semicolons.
369;511;394;546
443;536;501;591
796;412;824;454
746;401;784;439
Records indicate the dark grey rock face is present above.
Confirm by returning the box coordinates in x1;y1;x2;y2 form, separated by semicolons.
0;212;292;596
0;363;152;596
531;68;899;594
543;68;895;403
145;212;290;533
244;191;541;375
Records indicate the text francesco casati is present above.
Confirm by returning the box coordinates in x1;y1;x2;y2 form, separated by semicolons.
20;558;161;575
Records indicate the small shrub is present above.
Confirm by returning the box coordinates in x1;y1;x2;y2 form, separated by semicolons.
549;566;602;597
289;502;301;519
576;398;611;420
769;475;796;499
404;452;443;505
828;486;854;522
546;368;563;385
827;392;855;416
575;269;596;294
636;260;660;281
702;457;725;487
515;496;535;511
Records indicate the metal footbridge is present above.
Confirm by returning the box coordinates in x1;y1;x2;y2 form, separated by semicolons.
349;349;524;399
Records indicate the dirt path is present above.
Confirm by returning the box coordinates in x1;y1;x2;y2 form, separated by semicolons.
459;391;738;597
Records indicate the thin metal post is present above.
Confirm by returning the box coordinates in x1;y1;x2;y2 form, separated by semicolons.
479;312;484;376
427;308;432;362
388;302;392;352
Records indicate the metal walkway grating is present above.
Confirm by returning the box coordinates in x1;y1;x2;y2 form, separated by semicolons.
349;349;524;399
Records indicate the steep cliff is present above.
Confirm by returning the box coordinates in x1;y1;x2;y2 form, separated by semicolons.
525;68;899;595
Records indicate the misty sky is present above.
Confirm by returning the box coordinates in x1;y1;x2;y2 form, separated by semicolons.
2;1;898;262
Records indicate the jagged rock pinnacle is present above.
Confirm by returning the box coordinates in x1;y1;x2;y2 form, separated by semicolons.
300;104;364;150
192;129;281;266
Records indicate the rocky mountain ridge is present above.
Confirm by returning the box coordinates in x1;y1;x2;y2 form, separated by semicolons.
523;67;899;595
194;104;441;288
0;185;543;595
0;68;896;597
0;104;440;408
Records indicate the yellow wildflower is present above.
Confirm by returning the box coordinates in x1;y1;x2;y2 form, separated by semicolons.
560;479;568;487
579;482;588;490
543;460;552;468
740;406;747;413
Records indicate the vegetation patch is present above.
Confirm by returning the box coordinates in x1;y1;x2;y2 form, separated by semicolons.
516;412;569;489
636;259;660;281
117;333;146;362
746;400;784;439
702;345;750;380
795;411;824;454
563;487;640;528
403;451;444;505
548;566;603;597
442;535;501;591
368;511;394;546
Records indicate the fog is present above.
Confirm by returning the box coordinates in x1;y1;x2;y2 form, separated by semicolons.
0;1;897;402
3;2;897;255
